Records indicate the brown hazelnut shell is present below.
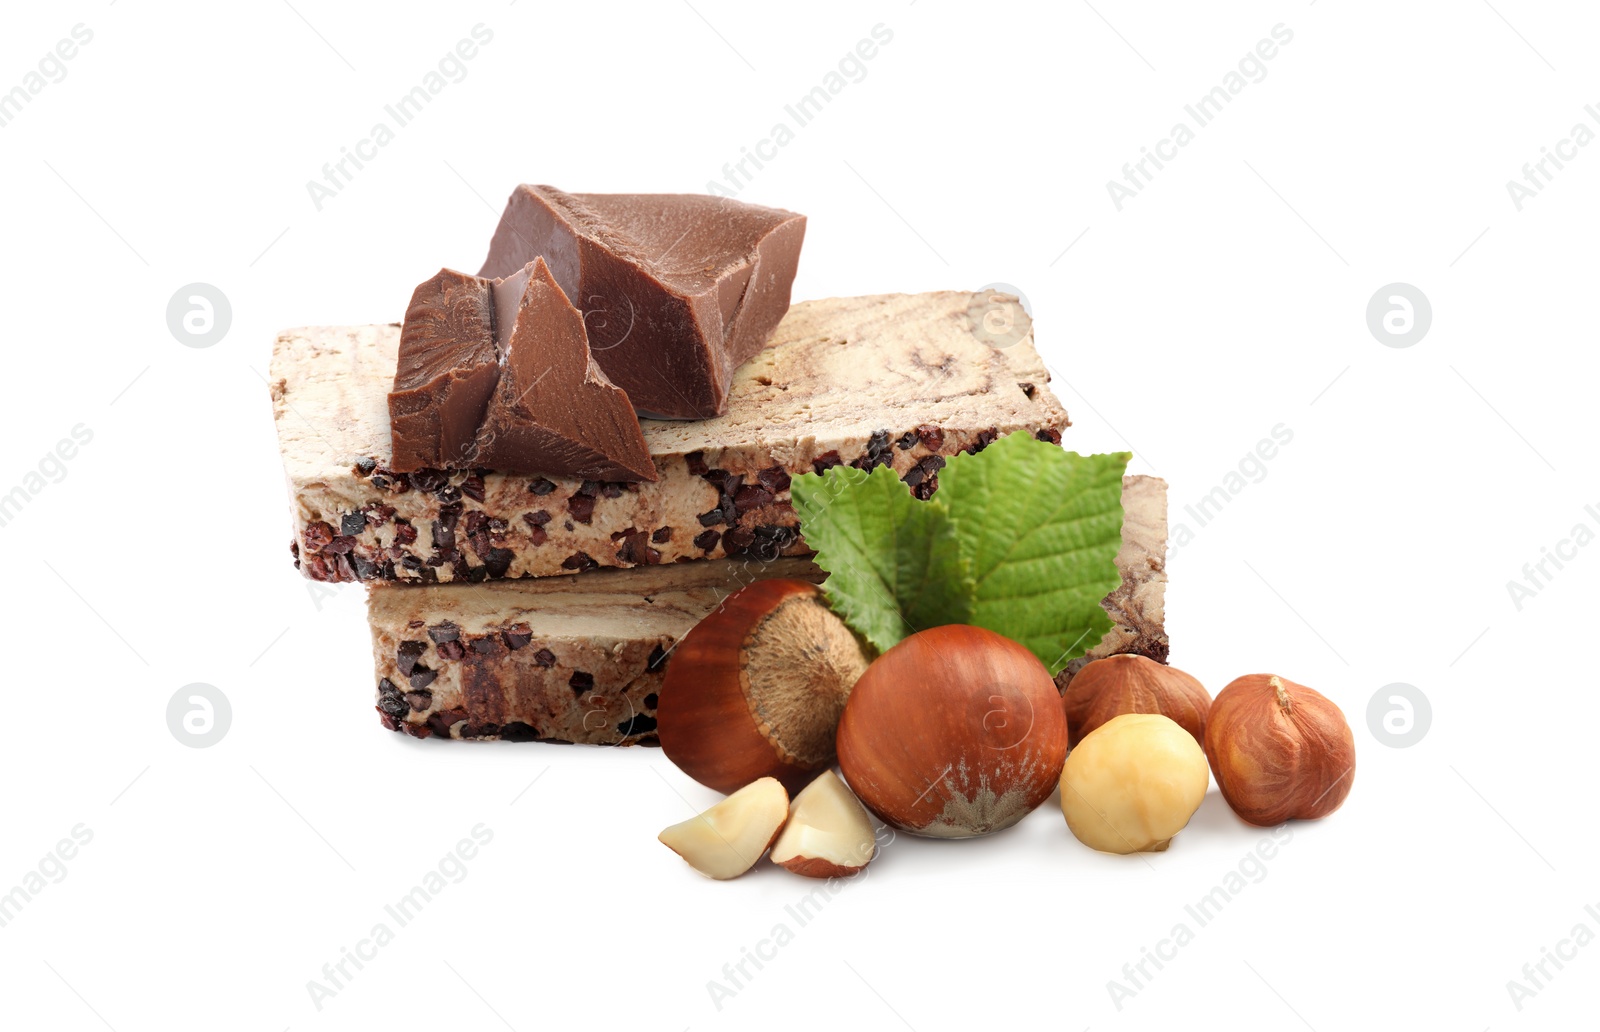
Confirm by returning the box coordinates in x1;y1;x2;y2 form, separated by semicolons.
657;579;869;795
1204;673;1356;826
1061;653;1210;748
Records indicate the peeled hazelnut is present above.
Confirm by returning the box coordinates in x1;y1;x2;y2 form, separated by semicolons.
1061;654;1211;747
769;770;877;878
658;777;790;880
1204;674;1356;827
836;625;1067;839
658;579;871;794
1060;713;1209;854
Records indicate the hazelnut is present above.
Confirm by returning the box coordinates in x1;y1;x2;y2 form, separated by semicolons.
769;770;877;878
1059;713;1209;854
836;625;1067;839
1204;674;1356;827
658;777;790;880
658;579;871;794
1060;654;1211;747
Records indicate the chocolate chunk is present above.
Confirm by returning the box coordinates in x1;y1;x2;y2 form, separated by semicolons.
684;451;709;476
503;627;533;651
1036;427;1062;445
528;477;556;495
917;424;945;451
437;639;465;661
471;258;655;482
646;645;669;672
693;529;721;553
643;692;660;709
340;512;367;537
396;640;427;676
812;450;842;475
460;474;487;502
524;510;552;527
377;681;409;718
478;185;806;419
854;429;894;471
1019;381;1037;399
427;621;460;644
484;548;514;578
410;470;448;493
532;648;557;668
404;690;433;712
651;526;672;544
355;457;377;475
388;270;502;472
757;466;791;493
568;671;595;695
408;666;437;689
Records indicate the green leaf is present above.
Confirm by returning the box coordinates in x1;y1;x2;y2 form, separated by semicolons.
790;464;970;655
790;435;1130;676
939;435;1130;674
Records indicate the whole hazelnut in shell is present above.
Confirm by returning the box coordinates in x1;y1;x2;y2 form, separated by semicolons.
836;625;1067;839
1204;673;1356;826
1061;654;1211;747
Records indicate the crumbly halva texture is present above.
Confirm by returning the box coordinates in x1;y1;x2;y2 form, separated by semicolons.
368;476;1167;744
273;292;1070;584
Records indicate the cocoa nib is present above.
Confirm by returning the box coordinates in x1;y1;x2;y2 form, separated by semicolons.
757;466;791;493
460;474;487;502
396;641;427;676
812;450;842;474
618;714;657;737
340;512;367;537
561;551;599;572
903;454;947;500
427;708;468;737
684;451;709;476
651;526;672;544
734;484;775;514
408;666;438;689
693;529;721;553
968;428;1000;454
568;493;596;524
532;648;557;668
1019;381;1037;399
1035;427;1062;445
853;429;894;471
393;520;418;546
528;477;556;495
404;690;433;712
304;521;335;552
377;678;408;718
917;424;945;451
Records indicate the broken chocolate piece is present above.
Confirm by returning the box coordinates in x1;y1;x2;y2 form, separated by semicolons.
472;258;656;482
388;270;501;472
478;185;806;419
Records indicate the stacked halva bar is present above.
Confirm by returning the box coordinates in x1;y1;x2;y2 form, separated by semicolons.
271;291;1170;743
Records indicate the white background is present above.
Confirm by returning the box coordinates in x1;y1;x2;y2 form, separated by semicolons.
2;1;1595;1029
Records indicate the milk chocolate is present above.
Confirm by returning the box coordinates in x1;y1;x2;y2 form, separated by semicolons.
479;185;806;420
387;261;654;481
474;258;655;482
388;270;500;471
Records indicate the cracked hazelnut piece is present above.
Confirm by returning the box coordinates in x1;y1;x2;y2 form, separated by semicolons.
1060;713;1209;854
770;770;877;878
836;625;1068;839
658;580;870;794
1062;654;1211;748
658;777;790;880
